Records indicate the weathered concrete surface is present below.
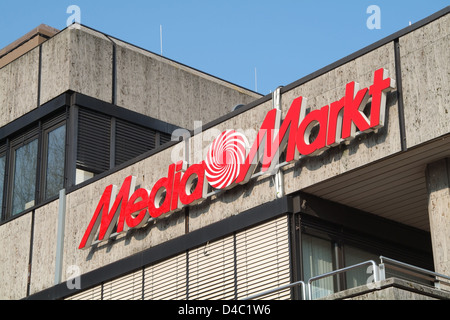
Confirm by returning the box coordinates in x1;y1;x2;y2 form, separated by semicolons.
8;25;259;131
40;28;71;106
40;26;113;105
400;14;450;148
0;214;32;300
0;48;39;128
28;200;59;296
112;37;260;130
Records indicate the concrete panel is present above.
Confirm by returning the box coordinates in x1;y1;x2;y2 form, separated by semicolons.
41;26;113;106
0;48;39;128
400;14;450;148
113;38;260;130
0;213;32;300
68;27;113;104
40;29;71;105
29;200;59;295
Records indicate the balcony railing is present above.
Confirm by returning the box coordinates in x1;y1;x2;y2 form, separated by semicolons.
241;256;450;300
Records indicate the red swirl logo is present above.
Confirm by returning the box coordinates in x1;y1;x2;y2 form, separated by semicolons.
204;130;248;189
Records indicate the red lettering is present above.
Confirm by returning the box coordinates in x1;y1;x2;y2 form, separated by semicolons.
178;162;208;205
235;97;305;184
369;68;396;129
170;161;186;212
125;188;150;229
296;105;329;156
327;97;345;146
342;82;370;140
148;164;175;218
78;175;136;250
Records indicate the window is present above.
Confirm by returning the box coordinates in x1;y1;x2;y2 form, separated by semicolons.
0;113;67;221
44;124;66;200
301;230;381;299
301;234;335;299
0;154;6;216
11;138;38;216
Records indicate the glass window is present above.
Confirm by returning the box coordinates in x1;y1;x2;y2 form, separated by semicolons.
0;155;5;216
44;125;66;200
302;234;334;299
11;139;38;216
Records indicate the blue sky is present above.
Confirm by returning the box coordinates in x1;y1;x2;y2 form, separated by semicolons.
0;1;448;95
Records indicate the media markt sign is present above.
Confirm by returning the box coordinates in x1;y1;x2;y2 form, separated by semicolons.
79;68;395;249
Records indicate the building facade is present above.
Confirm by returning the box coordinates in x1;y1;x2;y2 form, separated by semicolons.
0;7;449;300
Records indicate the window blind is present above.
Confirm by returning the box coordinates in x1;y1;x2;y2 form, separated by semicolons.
102;269;143;300
188;235;236;300
115;119;156;166
159;132;172;145
235;216;291;300
77;108;110;173
65;284;102;300
144;252;187;300
65;216;291;300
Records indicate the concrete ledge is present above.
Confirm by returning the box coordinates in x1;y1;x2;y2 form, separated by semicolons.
320;277;450;300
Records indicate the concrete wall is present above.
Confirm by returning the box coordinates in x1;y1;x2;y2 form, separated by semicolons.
113;37;260;129
426;158;450;290
0;47;39;128
0;214;32;299
400;13;449;148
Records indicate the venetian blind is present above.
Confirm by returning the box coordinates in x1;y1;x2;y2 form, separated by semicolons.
65;284;102;300
115;119;156;166
102;269;143;300
235;215;291;300
188;235;236;300
144;252;187;300
77;108;111;173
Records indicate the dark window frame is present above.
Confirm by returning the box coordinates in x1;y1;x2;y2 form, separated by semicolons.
41;122;67;202
8;130;40;218
0;113;68;222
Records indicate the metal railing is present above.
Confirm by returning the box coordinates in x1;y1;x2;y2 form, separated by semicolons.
241;280;306;300
242;256;450;300
307;260;379;300
379;256;450;289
